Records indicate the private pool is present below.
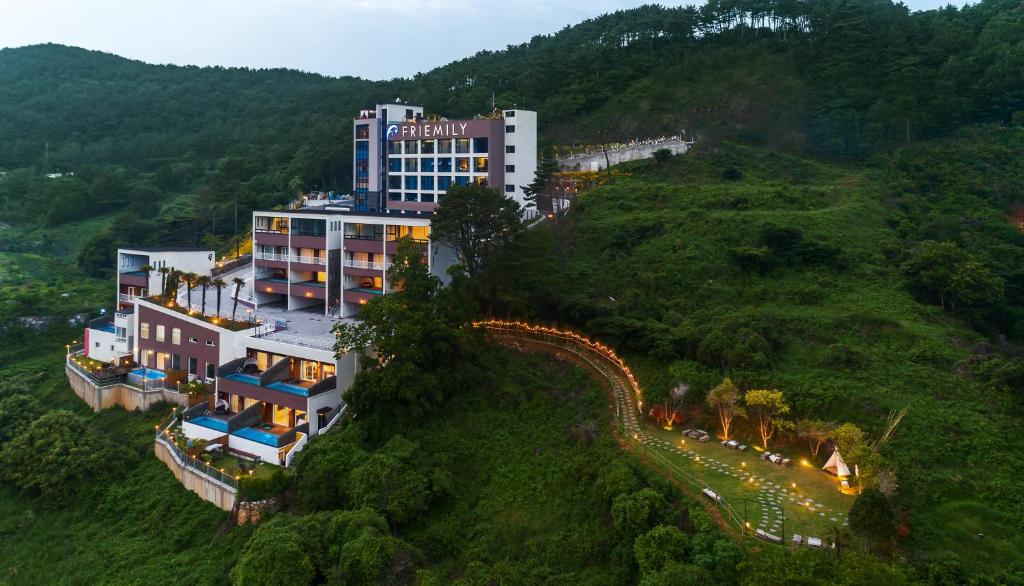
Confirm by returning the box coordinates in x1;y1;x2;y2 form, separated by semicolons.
188;416;229;433
129;367;166;380
225;372;261;385
233;426;282;447
266;381;309;397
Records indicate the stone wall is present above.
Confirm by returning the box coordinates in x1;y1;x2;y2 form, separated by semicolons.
154;436;237;511
66;364;189;413
559;140;692;172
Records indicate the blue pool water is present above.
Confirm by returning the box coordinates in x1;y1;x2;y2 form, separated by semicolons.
233;426;281;446
266;381;309;397
130;368;166;380
99;325;116;334
188;416;229;433
226;373;261;385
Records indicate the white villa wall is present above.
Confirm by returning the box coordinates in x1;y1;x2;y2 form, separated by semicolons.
86;327;119;363
229;434;283;465
182;420;226;442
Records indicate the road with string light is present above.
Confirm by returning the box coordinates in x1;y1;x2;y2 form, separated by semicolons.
476;319;852;546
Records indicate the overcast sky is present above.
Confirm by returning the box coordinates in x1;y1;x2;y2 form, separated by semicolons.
2;0;971;80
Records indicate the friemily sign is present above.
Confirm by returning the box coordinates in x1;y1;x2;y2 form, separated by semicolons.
386;121;472;140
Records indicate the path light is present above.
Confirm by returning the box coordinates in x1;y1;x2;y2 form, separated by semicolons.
792;482;797;489
741;462;746;467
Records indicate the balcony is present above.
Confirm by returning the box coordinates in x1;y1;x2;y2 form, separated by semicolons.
290;233;326;249
290;281;327;300
254;278;288;295
118;271;149;288
343;288;383;305
253;231;288;247
254;252;289;270
289;254;327;271
343;259;385;270
343;235;383;254
118;293;144;304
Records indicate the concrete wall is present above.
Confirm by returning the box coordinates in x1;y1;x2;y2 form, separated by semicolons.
154;435;236;511
66;364;188;412
559;140;691;172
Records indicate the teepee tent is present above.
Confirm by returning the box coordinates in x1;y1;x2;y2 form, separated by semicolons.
822;449;851;477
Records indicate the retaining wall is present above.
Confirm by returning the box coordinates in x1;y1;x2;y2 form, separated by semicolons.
66;364;189;412
154;436;237;511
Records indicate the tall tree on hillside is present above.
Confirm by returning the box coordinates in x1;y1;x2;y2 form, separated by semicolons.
706;377;744;440
184;272;198;311
431;183;523;282
231;277;246;321
157;266;170;300
196;275;212;316
798;419;834;458
212;277;227;317
744;389;793;450
521;147;560;211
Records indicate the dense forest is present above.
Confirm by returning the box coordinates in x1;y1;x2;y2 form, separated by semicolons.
1;0;1024;583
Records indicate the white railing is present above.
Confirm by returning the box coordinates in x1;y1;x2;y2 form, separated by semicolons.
118;293;142;303
283;432;308;468
291;255;327;266
254;252;287;262
343;259;385;270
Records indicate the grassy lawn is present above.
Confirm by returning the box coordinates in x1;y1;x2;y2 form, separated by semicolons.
213;453;279;481
638;424;852;540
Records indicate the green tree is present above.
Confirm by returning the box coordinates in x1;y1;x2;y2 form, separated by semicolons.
196;274;212;316
430;183;522;281
231;517;316;586
158;266;170;299
0;394;44;444
706;377;744;440
744;389;793;450
346;436;443;525
848;488;897;545
231;276;246;320
634;525;690;576
0;411;106;502
798;419;834;458
521;146;560;210
184;272;198;310
611;488;669;539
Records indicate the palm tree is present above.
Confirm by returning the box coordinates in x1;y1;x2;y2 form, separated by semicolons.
197;275;212;316
164;269;179;305
231;277;246;321
140;264;154;297
185;272;198;311
157;266;170;301
212;277;227;318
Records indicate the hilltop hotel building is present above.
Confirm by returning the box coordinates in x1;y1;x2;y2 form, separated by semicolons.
72;103;537;469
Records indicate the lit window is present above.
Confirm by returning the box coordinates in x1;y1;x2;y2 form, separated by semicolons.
171;328;181;345
474;177;488;187
155;325;165;342
455;138;471;154
437;139;452;154
404;140;418;154
140;322;150;339
473;157;488;172
455;158;470;173
355;124;369;139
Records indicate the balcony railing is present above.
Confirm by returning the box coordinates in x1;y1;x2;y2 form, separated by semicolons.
343;259;385;270
254;252;287;262
118;293;143;303
255;252;327;265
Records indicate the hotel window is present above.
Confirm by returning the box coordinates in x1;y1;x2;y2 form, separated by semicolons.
421;140;435;154
421;157;435;172
437;158;452;173
388;141;401;154
171;353;181;371
438;176;452;191
505;184;515;193
473;137;489;153
405;176;418;190
355;124;369;139
505;125;516;133
388;158;401;172
505;164;515;172
205;362;215;380
140;322;149;339
421;176;435;190
505;110;516;117
206;340;215;346
505;145;516;153
404;140;418;154
188;336;198;343
171;327;181;345
404;158;417;172
155;324;165;342
188;356;197;375
422;193;435;203
455;176;470;186
455;138;471;154
388;176;402;190
455;158;470;173
473;157;488;172
301;360;319;382
437;139;452;154
405;108;414;119
404;193;417;201
474;177;488;187
388;192;400;201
